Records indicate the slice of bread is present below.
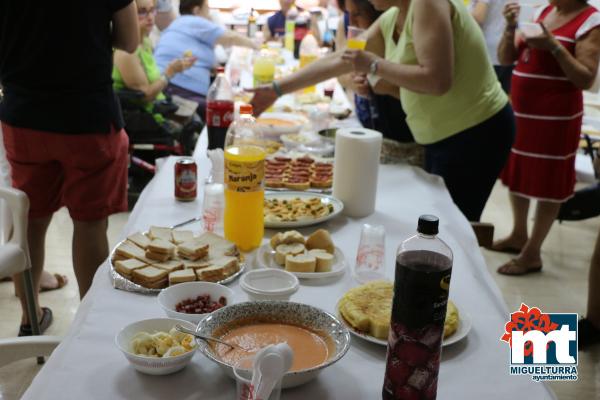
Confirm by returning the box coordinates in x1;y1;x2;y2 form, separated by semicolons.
308;249;334;272
171;230;194;245
196;256;239;282
148;226;173;242
114;259;148;278
169;269;197;285
270;230;305;250
195;232;237;256
182;259;212;270
127;232;151;249
145;250;172;262
147;239;175;255
143;277;169;289
152;259;184;272
115;241;147;261
274;243;305;266
132;266;168;287
285;253;316;273
177;241;209;260
305;229;335;254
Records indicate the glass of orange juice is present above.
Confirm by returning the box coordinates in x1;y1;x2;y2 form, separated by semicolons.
347;26;366;50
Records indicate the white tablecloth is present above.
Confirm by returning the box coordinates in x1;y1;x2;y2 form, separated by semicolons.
22;131;555;399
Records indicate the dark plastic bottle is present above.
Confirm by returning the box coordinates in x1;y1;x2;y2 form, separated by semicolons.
382;215;453;400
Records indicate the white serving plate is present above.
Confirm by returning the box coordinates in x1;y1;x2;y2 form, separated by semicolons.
264;191;343;229
336;301;471;348
256;243;347;279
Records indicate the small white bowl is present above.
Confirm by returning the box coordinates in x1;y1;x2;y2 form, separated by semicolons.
157;281;235;324
240;269;299;301
115;318;197;375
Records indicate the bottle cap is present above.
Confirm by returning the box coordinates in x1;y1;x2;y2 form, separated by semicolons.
417;215;439;235
216;66;225;74
239;104;253;115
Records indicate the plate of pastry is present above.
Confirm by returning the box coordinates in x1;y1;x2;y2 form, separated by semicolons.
109;226;245;294
264;192;343;229
256;229;347;279
265;156;334;192
336;281;470;347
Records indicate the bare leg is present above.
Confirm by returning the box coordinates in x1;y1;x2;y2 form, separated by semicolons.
587;228;600;327
14;215;52;325
72;218;108;298
517;200;561;266
498;200;561;274
492;193;530;251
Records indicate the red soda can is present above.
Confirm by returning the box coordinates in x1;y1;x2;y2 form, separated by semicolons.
174;158;197;201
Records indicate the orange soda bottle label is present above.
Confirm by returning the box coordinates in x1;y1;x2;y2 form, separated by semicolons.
225;159;264;192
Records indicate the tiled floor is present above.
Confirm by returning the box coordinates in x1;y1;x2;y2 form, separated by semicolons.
1;183;599;399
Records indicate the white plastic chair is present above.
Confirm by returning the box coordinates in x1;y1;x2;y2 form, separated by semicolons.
0;187;60;367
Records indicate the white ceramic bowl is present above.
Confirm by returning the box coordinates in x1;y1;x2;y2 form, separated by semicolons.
196;301;351;388
240;269;299;301
157;281;235;324
115;318;197;375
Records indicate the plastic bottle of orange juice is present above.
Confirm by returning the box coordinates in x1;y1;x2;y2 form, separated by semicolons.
299;33;319;93
223;104;265;251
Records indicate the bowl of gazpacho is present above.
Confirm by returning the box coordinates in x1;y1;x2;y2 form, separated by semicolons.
195;301;351;388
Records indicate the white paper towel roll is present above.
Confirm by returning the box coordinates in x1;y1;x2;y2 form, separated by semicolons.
333;128;382;217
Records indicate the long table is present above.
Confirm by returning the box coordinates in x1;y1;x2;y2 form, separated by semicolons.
21;128;556;398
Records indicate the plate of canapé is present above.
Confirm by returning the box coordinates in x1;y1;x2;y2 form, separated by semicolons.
256;229;347;279
264;192;343;229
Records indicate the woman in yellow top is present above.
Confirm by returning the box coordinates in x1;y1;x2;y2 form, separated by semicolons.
251;0;514;222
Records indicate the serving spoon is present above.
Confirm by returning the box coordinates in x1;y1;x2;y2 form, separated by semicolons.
174;324;252;352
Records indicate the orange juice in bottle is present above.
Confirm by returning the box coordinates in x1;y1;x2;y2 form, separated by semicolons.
223;104;266;251
299;34;319;93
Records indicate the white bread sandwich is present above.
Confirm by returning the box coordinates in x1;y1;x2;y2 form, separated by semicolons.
152;259;184;273
148;226;173;242
195;256;239;282
169;269;197;285
114;259;148;279
171;230;194;245
177;240;209;260
127;232;151;249
132;266;168;289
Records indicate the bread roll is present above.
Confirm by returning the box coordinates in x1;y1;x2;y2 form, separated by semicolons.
309;249;334;272
270;230;305;250
285;254;316;273
305;229;335;254
274;243;305;265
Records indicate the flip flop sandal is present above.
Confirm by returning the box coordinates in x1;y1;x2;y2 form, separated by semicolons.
496;259;542;276
18;307;53;337
40;273;68;292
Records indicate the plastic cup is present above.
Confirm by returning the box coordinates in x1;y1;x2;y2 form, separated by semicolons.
518;3;537;25
347;26;366;50
353;224;386;283
233;357;282;400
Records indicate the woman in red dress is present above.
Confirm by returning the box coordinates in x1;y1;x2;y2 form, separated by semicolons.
495;0;600;275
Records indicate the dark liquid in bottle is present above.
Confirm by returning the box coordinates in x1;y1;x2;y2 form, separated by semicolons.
382;250;452;400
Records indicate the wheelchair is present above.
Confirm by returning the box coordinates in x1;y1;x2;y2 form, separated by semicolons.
116;88;203;208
